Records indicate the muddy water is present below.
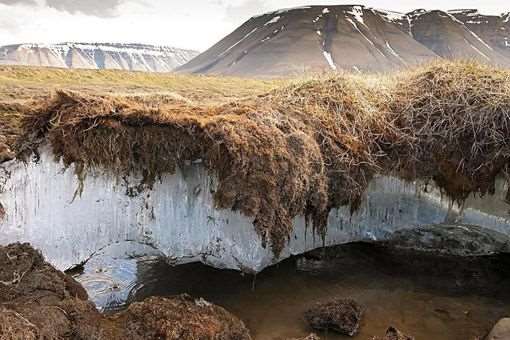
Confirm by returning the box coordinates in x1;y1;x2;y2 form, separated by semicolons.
74;243;510;340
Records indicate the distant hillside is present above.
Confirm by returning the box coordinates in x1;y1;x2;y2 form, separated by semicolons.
178;6;510;76
0;43;199;72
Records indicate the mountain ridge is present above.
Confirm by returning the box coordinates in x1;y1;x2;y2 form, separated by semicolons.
0;42;199;72
178;5;510;76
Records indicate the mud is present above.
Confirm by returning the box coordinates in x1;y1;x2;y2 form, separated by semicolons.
110;243;510;340
0;243;251;340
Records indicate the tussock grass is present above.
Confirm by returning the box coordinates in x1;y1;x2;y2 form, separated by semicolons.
13;61;510;255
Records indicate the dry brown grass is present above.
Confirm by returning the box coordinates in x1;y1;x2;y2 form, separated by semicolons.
12;60;510;256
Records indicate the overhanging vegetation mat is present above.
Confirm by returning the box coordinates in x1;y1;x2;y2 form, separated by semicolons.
7;61;510;256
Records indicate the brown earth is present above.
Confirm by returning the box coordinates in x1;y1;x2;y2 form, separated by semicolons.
0;243;251;340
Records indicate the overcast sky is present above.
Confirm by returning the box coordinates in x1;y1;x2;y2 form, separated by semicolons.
0;0;508;51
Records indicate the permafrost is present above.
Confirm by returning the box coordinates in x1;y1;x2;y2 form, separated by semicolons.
1;147;510;273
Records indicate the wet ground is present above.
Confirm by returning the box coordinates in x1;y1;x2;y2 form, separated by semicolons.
73;243;510;339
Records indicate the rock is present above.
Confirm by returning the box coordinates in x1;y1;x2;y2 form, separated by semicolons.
385;224;510;257
370;326;415;340
304;298;362;336
0;243;252;340
288;334;320;340
487;318;510;340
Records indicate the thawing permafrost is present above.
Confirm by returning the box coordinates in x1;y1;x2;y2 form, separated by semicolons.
1;148;510;273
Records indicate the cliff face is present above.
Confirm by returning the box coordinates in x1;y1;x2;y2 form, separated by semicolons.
178;6;510;76
0;43;199;72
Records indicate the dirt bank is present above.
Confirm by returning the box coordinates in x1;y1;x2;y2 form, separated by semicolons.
0;243;251;340
8;61;510;256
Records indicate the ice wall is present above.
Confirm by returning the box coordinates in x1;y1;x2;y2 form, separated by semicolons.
1;148;510;273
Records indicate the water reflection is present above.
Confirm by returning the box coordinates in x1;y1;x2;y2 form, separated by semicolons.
74;243;510;339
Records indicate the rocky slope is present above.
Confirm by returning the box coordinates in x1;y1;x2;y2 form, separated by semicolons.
179;5;437;76
179;6;510;76
398;9;510;66
0;43;199;72
448;9;510;61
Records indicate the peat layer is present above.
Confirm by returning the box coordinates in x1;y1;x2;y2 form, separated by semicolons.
5;61;510;256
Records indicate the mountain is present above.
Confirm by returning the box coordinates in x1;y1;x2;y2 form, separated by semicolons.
447;9;510;61
178;5;510;76
397;9;510;66
178;5;437;76
0;43;199;72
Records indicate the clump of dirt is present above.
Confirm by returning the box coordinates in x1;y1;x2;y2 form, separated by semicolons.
15;61;510;256
0;243;251;340
370;326;415;340
118;295;252;339
304;298;362;336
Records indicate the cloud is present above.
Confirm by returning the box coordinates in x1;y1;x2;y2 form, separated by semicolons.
45;0;125;17
0;0;37;5
224;0;269;22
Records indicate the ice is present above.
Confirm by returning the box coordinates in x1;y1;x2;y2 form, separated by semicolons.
346;5;365;26
1;148;509;274
377;9;407;22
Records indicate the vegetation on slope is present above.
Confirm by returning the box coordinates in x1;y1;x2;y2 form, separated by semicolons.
4;61;510;256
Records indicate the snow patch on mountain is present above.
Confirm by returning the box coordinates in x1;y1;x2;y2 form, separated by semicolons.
0;42;199;72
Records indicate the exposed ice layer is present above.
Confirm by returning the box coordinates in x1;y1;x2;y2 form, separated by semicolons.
1;148;510;273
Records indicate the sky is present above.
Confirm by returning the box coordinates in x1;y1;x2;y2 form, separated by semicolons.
0;0;508;51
